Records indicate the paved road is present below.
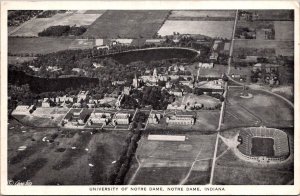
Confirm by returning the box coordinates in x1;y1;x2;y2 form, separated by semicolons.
209;9;239;185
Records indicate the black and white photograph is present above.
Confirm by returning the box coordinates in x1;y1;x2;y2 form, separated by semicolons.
1;1;299;195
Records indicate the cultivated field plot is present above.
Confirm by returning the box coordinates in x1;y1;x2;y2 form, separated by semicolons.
168;10;236;20
10;11;102;37
212;130;294;185
224;88;294;128
233;40;294;57
8;37;77;55
8;119;131;185
126;133;217;185
158;20;234;39
84;10;170;38
274;21;294;41
243;10;294;21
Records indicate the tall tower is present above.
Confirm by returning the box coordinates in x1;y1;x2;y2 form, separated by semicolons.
153;68;157;78
133;74;139;88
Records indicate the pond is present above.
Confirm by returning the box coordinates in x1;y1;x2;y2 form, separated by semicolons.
99;48;199;64
8;69;99;93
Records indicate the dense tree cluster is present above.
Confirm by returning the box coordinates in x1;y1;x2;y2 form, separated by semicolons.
38;25;87;37
131;86;174;110
36;10;61;18
8;10;42;26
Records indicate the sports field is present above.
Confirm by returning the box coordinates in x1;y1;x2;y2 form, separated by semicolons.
251;137;275;157
158;20;234;39
126;133;217;185
83;10;170;38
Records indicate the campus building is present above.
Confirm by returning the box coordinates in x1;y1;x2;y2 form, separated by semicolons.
166;114;195;125
112;113;130;125
89;112;112;125
148;113;162;124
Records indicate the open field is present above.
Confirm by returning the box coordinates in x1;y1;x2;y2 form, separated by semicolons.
9;37;75;55
10;11;102;37
126;133;216;185
12;113;64;128
223;88;294;129
84;10;170;38
8;37;97;55
242;10;293;21
8;118;131;185
173;93;220;108
233;40;294;57
168;10;236;20
130;167;189;185
274;21;294;41
158;20;234;39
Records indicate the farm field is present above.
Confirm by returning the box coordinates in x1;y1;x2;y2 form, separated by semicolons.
8;118;131;185
233;40;294;57
223;88;294;129
126;133;217;185
83;10;170;38
242;10;293;21
10;11;102;37
9;37;75;55
212;131;294;185
168;10;235;19
8;37;97;55
158;20;234;39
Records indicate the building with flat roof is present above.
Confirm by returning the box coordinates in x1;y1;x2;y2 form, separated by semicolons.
89;112;112;125
112;113;130;125
148;135;186;141
166;114;195;125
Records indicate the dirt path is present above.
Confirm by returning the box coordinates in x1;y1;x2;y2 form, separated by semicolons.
127;154;141;185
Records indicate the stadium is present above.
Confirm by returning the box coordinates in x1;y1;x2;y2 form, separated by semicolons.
237;127;290;163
